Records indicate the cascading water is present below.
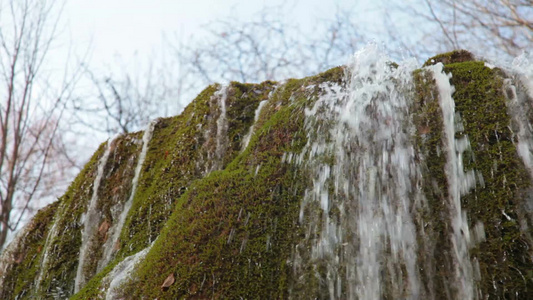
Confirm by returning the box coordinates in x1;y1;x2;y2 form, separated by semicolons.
507;53;533;179
241;99;268;151
291;45;423;299
34;206;61;294
74;138;114;293
3;46;533;299
503;53;533;251
290;45;487;299
98;120;156;270
428;64;479;300
209;86;229;172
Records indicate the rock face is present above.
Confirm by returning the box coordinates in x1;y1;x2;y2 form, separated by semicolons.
1;47;532;299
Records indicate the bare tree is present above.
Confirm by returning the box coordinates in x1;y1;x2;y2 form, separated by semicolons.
170;5;371;96
0;0;79;249
73;55;176;136
383;0;533;59
306;9;367;72
174;8;305;88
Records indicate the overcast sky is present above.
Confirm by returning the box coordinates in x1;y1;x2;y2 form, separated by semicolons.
63;0;365;69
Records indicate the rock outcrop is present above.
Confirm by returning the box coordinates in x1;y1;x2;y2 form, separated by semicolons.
1;47;532;299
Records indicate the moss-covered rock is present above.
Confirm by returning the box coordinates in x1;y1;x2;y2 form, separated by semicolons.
444;59;532;298
423;49;475;67
414;51;533;299
0;50;532;299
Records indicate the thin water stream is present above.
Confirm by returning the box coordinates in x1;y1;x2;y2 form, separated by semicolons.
98;120;156;272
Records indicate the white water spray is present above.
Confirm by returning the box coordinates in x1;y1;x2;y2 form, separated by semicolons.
502;53;533;246
512;52;533;99
507;53;533;178
292;45;422;299
98;120;157;270
74;138;114;292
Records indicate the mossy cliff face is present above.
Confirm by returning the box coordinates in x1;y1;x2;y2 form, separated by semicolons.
0;143;105;299
414;55;533;299
0;50;532;299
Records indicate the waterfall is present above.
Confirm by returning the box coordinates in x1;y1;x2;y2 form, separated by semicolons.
241;100;268;151
503;53;533;248
289;45;492;299
291;45;422;299
4;46;533;300
74;138;114;293
210;86;229;172
34;207;61;294
98;120;157;270
429;64;478;299
507;53;533;178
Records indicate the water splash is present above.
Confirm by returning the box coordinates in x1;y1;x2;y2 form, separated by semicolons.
291;45;422;299
74;138;114;292
98;120;157;270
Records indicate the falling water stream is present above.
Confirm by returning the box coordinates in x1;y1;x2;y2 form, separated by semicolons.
242;99;268;151
210;86;229;172
34;209;61;294
507;53;533;179
74;138;114;292
428;64;478;300
103;241;154;300
290;45;489;299
4;46;533;299
98;120;157;271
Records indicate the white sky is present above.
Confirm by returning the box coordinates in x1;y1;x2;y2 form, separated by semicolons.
63;0;363;69
55;0;380;157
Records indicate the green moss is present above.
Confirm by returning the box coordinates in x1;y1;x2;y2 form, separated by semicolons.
0;142;107;299
412;68;457;298
443;61;533;298
222;80;276;166
423;50;475;67
313;66;345;84
0;202;59;299
121;68;344;299
116;89;307;299
103;69;347;299
413;60;533;298
34;143;109;299
411;59;533;299
116;81;275;260
80;133;142;285
73;81;281;298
